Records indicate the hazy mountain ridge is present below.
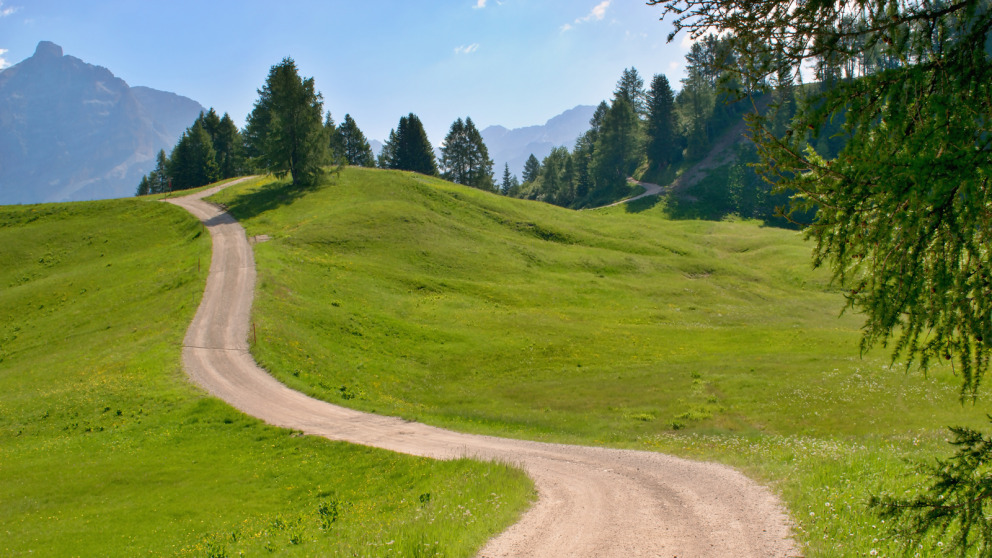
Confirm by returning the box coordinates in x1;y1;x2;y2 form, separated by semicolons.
481;105;596;179
0;41;204;204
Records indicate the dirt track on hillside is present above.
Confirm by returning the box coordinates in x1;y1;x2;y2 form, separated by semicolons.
168;181;799;557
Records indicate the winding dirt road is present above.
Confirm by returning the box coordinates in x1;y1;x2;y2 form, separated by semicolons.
168;181;798;557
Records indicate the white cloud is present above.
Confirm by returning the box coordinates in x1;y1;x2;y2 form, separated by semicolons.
0;2;19;17
454;43;480;55
0;48;10;69
579;0;611;23
474;0;487;8
562;1;611;31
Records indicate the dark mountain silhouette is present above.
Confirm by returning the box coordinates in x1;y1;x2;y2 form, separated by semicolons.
0;41;204;204
481;105;596;180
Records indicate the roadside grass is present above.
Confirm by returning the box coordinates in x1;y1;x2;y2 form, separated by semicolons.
208;166;990;557
0;197;533;557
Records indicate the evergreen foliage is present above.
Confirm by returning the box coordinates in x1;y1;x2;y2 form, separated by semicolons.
500;163;519;194
654;0;992;547
244;57;327;187
135;109;243;196
615;67;647;116
324;112;345;165
645;74;679;172
440;117;495;191
338;113;375;167
653;0;992;396
521;154;541;184
381;113;438;176
590;96;641;191
167;121;219;190
870;419;992;557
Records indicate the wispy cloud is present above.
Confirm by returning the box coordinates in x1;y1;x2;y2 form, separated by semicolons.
473;0;487;8
0;49;11;69
579;0;611;23
454;43;480;55
0;2;20;17
561;1;611;32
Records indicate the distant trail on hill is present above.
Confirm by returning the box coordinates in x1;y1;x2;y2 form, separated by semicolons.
167;181;798;558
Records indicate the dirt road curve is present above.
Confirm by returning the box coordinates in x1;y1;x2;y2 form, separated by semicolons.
168;181;798;557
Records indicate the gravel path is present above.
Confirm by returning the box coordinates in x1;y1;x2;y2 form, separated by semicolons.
168;181;799;557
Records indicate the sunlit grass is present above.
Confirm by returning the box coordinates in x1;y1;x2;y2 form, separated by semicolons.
0;195;533;557
207;166;990;556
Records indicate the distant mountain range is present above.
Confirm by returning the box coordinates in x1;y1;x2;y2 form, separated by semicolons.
481;105;596;180
0;41;204;204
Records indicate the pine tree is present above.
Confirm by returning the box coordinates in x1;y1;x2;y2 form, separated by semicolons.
168;121;219;190
387;113;438;176
645;74;679;172
522;154;541;183
377;128;398;169
324;112;345;165
244;57;327;187
214;113;244;178
615;67;647;116
500;163;513;193
440;116;494;191
151;149;170;193
590;97;642;190
338;114;375;167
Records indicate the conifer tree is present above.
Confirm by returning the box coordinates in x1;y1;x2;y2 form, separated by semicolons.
500;163;518;194
338;114;375;167
214;113;245;178
590;97;641;189
522;154;541;183
645;74;679;171
244;57;327;187
387;113;438;176
168;121;219;190
377;128;398;169
440;116;494;191
324;112;345;165
615;67;647;116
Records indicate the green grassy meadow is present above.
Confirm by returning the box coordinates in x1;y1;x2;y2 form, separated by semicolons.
0;196;533;557
208;167;990;557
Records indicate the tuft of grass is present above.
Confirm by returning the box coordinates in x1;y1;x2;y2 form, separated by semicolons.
209;166;989;557
0;195;533;557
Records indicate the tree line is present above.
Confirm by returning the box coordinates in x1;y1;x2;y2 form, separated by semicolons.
138;58;496;195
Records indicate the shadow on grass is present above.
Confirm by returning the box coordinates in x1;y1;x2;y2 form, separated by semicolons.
219;177;328;222
623;194;663;213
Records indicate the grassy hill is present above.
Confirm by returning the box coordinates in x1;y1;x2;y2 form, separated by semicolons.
208;167;989;557
0;194;532;557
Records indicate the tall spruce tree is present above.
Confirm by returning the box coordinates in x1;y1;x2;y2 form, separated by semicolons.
440;116;495;191
214;113;245;178
645;74;679;172
522;154;541;183
615;67;647;116
168;121;219;190
387;113;438;176
338;114;375;167
324;112;345;165
377;128;398;169
244;57;327;187
590;96;642;190
500;163;518;194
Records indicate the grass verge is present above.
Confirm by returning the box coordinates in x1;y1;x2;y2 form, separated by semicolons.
208;167;990;556
0;196;533;557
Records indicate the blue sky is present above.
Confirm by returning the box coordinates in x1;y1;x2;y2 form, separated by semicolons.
0;1;690;144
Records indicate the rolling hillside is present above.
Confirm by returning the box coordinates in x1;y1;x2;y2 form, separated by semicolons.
0;192;530;557
208;167;988;557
